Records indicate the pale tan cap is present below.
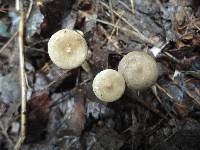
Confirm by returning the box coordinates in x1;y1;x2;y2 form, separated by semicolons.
118;51;158;90
92;69;125;102
48;29;88;69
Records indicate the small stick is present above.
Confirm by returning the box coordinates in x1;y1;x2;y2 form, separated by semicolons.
155;83;174;102
14;3;26;150
130;0;135;14
26;0;33;20
96;19;154;45
45;69;70;91
118;0;134;14
0;121;14;146
100;1;154;45
108;0;114;23
163;52;182;64
15;0;20;11
127;91;168;120
99;25;119;50
100;2;140;33
0;32;18;54
168;76;200;107
108;11;124;40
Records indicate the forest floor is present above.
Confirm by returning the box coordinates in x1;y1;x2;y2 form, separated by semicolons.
0;0;200;150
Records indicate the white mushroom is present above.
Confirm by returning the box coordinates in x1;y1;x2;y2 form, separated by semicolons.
92;69;125;102
48;28;88;69
118;51;158;90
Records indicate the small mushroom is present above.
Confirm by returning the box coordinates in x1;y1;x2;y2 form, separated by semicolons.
92;69;125;102
118;51;158;90
48;28;88;69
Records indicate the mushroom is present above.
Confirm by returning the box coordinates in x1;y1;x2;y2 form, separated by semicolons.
92;69;125;102
48;28;88;69
118;51;158;90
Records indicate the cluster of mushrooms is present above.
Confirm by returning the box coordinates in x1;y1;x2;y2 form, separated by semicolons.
48;28;159;103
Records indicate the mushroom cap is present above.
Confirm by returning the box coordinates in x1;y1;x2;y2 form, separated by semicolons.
118;51;158;90
48;29;88;69
92;69;125;102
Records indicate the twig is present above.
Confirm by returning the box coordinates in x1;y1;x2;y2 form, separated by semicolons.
163;51;182;64
96;19;154;45
126;90;168;120
25;46;48;54
100;1;154;45
99;25;120;50
168;76;200;107
185;89;200;106
25;0;33;20
45;69;70;90
130;0;135;14
40;62;52;73
108;11;124;40
101;11;124;50
49;92;70;108
118;0;134;14
99;11;123;51
136;97;168;120
30;39;49;46
155;83;174;102
14;4;26;150
0;121;14;146
15;0;20;11
152;86;175;118
108;0;114;23
145;119;165;136
0;32;18;54
100;1;139;33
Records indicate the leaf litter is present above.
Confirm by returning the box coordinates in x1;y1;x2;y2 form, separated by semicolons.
0;0;200;149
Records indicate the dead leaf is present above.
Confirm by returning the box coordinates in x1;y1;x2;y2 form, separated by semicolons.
26;90;50;143
66;88;86;135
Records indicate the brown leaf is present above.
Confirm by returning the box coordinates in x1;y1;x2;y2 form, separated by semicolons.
175;102;188;116
67;88;86;135
192;35;200;46
26;90;50;143
176;40;187;49
182;33;193;41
